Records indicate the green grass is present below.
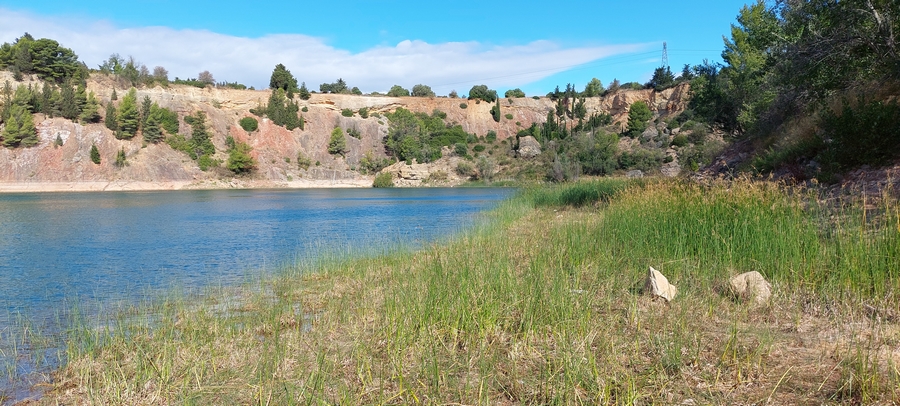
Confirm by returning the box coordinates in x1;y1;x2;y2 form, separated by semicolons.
43;178;900;404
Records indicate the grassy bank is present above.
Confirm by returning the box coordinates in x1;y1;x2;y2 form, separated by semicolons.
46;178;899;404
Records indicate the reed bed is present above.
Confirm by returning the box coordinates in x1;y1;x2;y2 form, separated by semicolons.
45;178;899;405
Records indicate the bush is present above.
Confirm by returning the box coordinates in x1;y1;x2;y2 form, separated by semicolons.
532;96;540;100
90;144;101;164
341;108;353;117
456;161;475;177
373;172;394;188
504;113;514;120
670;134;689;147
297;152;312;170
820;98;900;169
626;101;653;137
328;127;348;156
504;88;525;98
454;142;468;156
301;106;308;112
485;131;497;142
239;117;258;132
358;107;368;118
473;144;486;152
459;103;468;109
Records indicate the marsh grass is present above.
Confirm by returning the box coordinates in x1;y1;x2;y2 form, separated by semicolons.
44;178;900;404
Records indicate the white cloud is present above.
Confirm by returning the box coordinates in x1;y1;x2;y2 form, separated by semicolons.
0;8;648;94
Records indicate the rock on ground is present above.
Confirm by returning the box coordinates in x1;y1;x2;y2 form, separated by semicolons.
728;271;772;305
644;266;677;302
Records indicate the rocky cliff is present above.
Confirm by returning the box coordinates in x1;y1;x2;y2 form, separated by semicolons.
0;71;690;189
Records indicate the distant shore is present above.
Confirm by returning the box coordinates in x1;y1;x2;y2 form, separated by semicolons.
0;178;373;193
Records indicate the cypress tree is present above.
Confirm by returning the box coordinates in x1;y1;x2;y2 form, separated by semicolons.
90;143;101;164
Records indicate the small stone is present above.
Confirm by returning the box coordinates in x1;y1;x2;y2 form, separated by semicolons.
644;266;677;302
728;271;771;305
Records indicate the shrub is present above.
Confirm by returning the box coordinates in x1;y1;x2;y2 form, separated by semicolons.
239;117;258;132
227;142;256;174
485;131;497;142
490;102;501;122
456;161;475;177
626;101;653;137
341;108;353;117
358;107;368;118
90;144;101;164
373;172;394;188
387;85;410;97
504;88;525;98
671;134;689;147
115;148;127;167
301;106;308;112
532;96;540;100
459;103;468;109
820;97;900;169
347;127;361;139
504;113;513;120
297;152;312;170
454;142;468;156
473;144;486;153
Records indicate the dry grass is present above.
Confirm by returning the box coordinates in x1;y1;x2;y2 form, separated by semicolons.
43;178;900;405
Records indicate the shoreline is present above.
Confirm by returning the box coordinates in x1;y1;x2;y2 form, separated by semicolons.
0;178;373;193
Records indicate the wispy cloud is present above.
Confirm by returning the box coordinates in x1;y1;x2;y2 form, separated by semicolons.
0;8;649;94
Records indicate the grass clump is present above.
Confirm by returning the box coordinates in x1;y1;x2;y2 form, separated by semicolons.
47;177;900;405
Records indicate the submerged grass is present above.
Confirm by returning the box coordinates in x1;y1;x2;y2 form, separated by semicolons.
44;177;900;404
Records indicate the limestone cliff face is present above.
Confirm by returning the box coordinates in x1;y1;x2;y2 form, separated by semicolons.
0;71;689;185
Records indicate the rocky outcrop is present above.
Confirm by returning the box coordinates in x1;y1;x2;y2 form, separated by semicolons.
0;71;691;188
517;136;542;158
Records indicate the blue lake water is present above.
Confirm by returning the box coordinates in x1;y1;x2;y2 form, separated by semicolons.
0;187;515;401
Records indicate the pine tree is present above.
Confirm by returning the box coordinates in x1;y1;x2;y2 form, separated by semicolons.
2;104;37;147
328;127;347;156
79;92;101;123
60;84;78;120
116;88;139;139
298;82;310;100
140;95;151;129
110;88;117;101
105;103;118;131
39;82;54;115
142;110;163;143
266;89;287;125
115;148;127;167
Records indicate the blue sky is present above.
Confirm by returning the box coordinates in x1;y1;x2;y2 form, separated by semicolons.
0;1;753;95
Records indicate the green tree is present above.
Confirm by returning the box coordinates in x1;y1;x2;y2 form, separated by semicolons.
411;84;435;97
105;102;118;131
227;141;256;174
187;111;215;159
79;92;101;123
152;66;169;85
647;66;675;90
140;95;152;129
1;103;38;147
142;111;163;143
626;101;653;136
269;64;299;96
372;172;394;188
387;85;410;97
328;127;348;156
490;99;501;122
115;148;127;167
116;88;139;139
468;84;498;103
121;57;140;86
298;82;311;100
90;143;101;164
59;83;79;120
582;78;604;97
504;88;525;98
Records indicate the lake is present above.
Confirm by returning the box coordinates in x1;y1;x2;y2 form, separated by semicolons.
0;187;515;402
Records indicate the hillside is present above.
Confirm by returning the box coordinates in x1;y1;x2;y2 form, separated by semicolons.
0;71;690;191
